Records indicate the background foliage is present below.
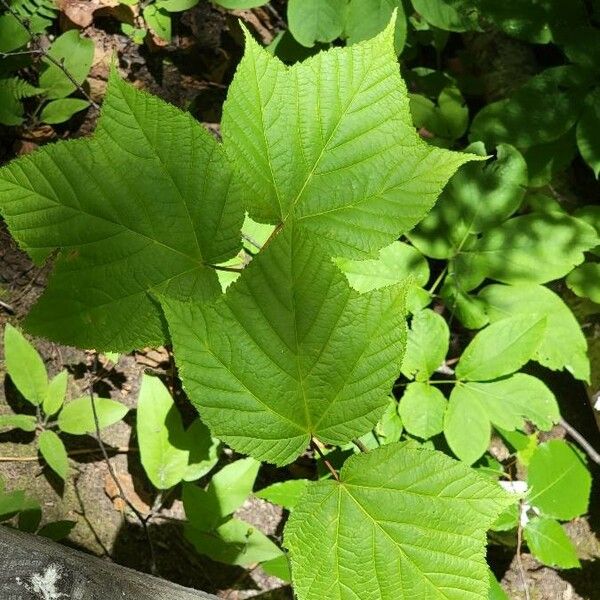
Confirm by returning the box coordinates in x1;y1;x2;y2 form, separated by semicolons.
0;1;599;599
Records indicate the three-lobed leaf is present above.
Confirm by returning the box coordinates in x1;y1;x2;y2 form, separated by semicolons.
0;71;244;351
222;20;475;259
285;443;511;600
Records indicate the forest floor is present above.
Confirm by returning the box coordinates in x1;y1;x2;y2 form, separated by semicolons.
0;3;600;598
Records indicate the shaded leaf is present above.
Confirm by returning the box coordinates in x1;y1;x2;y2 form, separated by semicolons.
441;275;489;329
0;414;37;432
455;315;546;381
408;143;527;257
39;30;94;99
287;0;347;47
469;67;587;149
183;458;259;532
0;489;25;521
576;88;600;177
479;283;590;382
411;0;478;32
40;98;89;125
17;497;42;533
566;263;600;306
38;520;76;541
456;213;598;289
186;517;282;566
183;418;220;482
345;0;407;53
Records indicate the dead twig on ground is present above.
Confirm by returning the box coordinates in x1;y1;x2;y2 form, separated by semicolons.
0;446;135;462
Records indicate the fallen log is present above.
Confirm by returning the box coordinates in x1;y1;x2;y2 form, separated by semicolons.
0;525;218;599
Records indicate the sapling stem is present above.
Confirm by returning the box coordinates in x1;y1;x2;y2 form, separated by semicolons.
310;438;340;482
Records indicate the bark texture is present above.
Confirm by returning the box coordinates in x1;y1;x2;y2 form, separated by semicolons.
0;525;218;599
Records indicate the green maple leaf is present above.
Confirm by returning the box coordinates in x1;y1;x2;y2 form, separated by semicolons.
162;227;407;465
285;443;512;600
0;72;244;351
222;18;475;258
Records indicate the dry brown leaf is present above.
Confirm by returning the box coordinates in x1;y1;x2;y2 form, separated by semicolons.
104;471;152;515
56;0;119;28
230;8;274;44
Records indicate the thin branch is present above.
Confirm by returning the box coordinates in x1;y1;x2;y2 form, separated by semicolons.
0;0;100;109
87;362;158;575
0;48;44;58
427;266;447;295
516;501;530;600
560;417;600;465
310;438;339;482
0;446;135;462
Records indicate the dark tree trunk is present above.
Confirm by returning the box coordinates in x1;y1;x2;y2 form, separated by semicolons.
0;525;218;599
